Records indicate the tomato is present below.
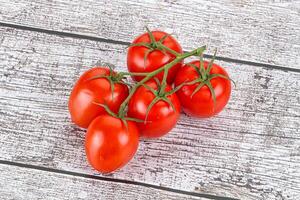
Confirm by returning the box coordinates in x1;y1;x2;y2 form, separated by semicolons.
174;61;231;118
127;80;181;138
127;31;183;83
85;115;139;173
68;67;129;128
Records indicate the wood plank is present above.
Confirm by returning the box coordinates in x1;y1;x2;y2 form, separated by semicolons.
0;163;210;200
0;26;299;200
0;0;299;68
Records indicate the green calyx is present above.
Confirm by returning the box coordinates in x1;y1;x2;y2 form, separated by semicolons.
128;27;180;68
89;66;145;129
186;49;235;108
92;102;144;131
141;78;177;124
87;65;129;100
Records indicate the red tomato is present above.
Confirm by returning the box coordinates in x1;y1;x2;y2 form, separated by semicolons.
127;80;181;138
68;67;129;128
85;115;139;173
127;31;183;83
174;61;231;118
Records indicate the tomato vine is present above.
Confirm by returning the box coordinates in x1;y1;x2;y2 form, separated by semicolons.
69;27;235;173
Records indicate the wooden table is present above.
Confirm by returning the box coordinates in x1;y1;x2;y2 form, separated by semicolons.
0;1;299;199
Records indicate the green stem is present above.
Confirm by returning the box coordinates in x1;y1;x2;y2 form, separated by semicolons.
118;45;206;117
157;42;180;56
93;102;117;118
119;71;150;77
159;68;168;96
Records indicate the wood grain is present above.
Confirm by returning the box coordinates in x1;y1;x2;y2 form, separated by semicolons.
0;163;210;200
0;0;299;68
0;26;299;200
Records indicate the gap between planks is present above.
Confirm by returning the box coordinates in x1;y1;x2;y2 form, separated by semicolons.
0;160;238;200
0;21;298;74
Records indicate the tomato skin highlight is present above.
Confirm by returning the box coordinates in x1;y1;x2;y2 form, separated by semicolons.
127;80;181;138
127;31;183;83
174;61;231;118
68;67;129;128
85;115;139;173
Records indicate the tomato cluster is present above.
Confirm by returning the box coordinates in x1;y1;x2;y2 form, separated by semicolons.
68;29;232;173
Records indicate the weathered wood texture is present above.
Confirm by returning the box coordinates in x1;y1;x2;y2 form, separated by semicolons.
0;0;299;68
0;164;210;200
0;26;299;200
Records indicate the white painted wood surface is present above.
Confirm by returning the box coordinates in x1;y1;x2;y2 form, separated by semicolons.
0;0;299;68
0;163;209;200
0;26;299;200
